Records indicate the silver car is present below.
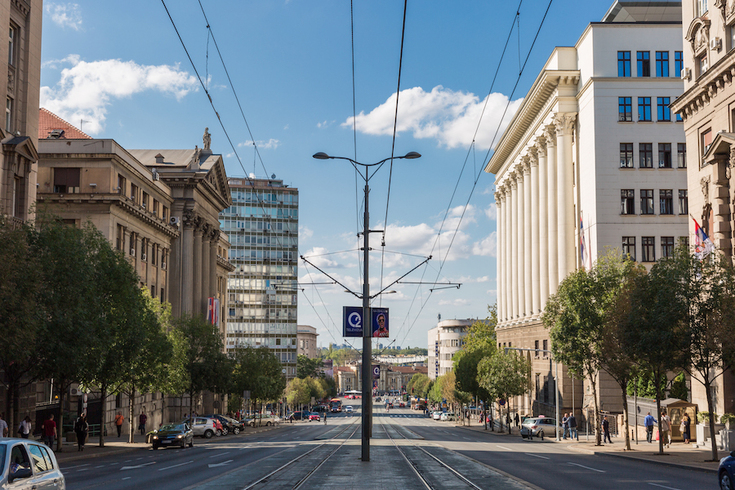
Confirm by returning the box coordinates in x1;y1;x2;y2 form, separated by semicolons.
0;438;65;489
520;417;559;439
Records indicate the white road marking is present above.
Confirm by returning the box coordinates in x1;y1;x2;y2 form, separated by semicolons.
122;477;131;480
158;460;194;471
648;483;682;490
524;453;550;459
208;459;233;468
61;463;90;470
568;462;606;473
496;445;514;451
209;452;230;458
120;462;156;471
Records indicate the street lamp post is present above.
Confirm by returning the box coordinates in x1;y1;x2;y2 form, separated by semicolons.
313;151;420;462
505;347;561;441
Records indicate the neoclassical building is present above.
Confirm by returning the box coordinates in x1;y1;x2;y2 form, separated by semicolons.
486;1;688;417
671;0;735;417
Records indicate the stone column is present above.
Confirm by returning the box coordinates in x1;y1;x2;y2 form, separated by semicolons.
516;169;525;319
535;136;549;309
510;175;519;320
495;190;504;322
181;210;196;314
210;231;218;300
201;224;211;314
193;223;203;317
555;113;577;280
504;185;512;321
545;125;558;295
522;159;532;319
529;149;540;316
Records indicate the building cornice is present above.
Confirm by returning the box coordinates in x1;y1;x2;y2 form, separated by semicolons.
671;48;735;121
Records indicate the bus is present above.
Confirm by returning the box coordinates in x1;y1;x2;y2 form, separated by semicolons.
329;398;342;413
344;390;361;399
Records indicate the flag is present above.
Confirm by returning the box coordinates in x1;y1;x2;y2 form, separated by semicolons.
207;297;220;326
693;217;715;259
580;214;591;269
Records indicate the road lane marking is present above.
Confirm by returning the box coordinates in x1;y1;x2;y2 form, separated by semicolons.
568;462;605;473
648;483;682;490
158;460;194;471
524;453;550;459
61;463;90;470
209;452;230;458
496;445;514;451
121;462;156;471
122;477;131;480
208;459;233;468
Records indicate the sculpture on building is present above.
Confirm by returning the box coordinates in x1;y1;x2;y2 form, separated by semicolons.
203;128;211;150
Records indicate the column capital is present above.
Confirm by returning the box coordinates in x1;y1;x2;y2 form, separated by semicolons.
553;112;577;136
544;125;557;146
521;157;531;175
494;191;503;204
528;147;539;167
509;173;518;189
183;210;202;230
534;135;547;152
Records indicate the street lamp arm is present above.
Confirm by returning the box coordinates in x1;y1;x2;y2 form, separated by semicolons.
312;152;421;168
369;255;431;300
300;255;361;299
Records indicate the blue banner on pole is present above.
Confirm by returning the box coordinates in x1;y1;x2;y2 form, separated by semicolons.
343;306;363;337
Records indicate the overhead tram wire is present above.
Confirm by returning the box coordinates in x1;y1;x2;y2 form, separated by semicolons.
394;0;555;348
350;0;363;284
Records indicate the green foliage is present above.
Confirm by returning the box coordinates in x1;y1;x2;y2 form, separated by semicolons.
720;413;735;426
230;346;286;405
407;373;432;398
669;372;688;401
626;371;667;399
477;350;531;404
698;411;718;424
285;377;311;407
297;355;324;379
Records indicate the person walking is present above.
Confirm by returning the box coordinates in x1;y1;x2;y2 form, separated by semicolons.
115;411;124;438
561;413;570;440
602;415;613;444
0;413;7;438
323;410;327;426
74;413;89;451
660;410;671;448
515;412;520;429
43;414;57;449
18;416;31;439
568;412;579;440
138;410;147;436
681;413;691;444
644;411;657;443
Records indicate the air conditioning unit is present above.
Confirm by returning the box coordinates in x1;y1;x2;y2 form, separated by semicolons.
70;384;80;396
130;248;136;257
710;37;722;51
170;216;180;227
142;253;147;261
152;170;160;181
681;68;692;81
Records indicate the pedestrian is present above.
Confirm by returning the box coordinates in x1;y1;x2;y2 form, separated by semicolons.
515;412;520;428
602;415;612;443
644;411;657;443
660;410;671;448
568;412;579;440
138;409;147;436
18;416;31;439
43;414;57;449
115;411;124;438
562;413;569;439
324;410;327;425
0;413;7;438
681;413;691;444
74;413;89;451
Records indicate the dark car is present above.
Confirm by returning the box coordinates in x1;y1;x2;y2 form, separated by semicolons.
205;414;245;435
288;411;306;421
719;450;735;489
151;423;194;450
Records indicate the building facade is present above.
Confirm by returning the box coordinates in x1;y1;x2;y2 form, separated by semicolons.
486;1;688;416
427;319;474;380
220;177;299;378
671;0;735;417
297;325;319;359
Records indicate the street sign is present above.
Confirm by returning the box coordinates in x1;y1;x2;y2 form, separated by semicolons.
372;365;380;379
343;306;363;337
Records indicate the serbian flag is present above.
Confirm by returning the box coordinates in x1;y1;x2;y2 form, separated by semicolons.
693;217;715;259
207;297;220;326
580;214;591;270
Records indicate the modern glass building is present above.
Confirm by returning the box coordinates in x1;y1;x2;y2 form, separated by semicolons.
219;177;299;378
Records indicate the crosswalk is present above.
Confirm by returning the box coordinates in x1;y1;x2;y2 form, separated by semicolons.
375;413;428;418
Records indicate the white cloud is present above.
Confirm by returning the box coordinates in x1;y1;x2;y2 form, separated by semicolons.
438;298;470;306
301;247;341;269
239;138;280;150
485;202;497;220
46;3;83;31
299;226;313;241
384;222;473;261
40;57;198;135
343;85;523;149
472;231;497;257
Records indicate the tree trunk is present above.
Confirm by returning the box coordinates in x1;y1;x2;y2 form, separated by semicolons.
128;387;135;443
98;385;106;447
655;380;664;455
590;374;601;446
620;384;631;450
705;375;719;461
57;386;66;452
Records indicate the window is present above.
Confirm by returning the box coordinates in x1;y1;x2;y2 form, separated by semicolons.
618;51;631;77
8;26;15;65
141;192;149;210
53;168;80;193
697;0;709;16
656;51;669;77
28;444;50;473
130;183;138;203
621;189;635;215
698;52;708;75
117;175;126;195
5;97;11;132
702;129;713;157
542;339;548;357
642;237;656;262
659;143;672;168
622;237;636;261
639;143;653;168
675;51;684;77
678;143;687;168
641;189;654;214
619;97;632;122
660;189;674;215
620;143;634;168
638;97;652;121
657;97;671;121
679;189;689;215
534;340;539;358
662;237;675;258
637;51;651;77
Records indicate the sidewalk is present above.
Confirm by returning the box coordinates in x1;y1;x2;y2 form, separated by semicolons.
455;421;721;474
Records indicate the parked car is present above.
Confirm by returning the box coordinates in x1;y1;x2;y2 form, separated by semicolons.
432;411;443;420
344;406;354;414
719;450;735;490
205;414;245;435
248;414;281;427
311;405;328;414
520;417;559;439
308;412;321;422
151;423;193;450
441;412;456;422
186;417;218;438
0;438;65;489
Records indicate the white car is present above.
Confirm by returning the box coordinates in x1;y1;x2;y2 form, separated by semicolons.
440;412;456;421
432;411;443;420
344;406;354;413
0;438;66;489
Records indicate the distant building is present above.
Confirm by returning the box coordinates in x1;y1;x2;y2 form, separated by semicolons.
220;177;299;378
297;325;319;359
427;319;475;380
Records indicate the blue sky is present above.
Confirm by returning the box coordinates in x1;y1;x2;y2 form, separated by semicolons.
40;0;613;349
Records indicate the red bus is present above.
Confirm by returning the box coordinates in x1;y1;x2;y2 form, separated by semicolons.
330;398;342;413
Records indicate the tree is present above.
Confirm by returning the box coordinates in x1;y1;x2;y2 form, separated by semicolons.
230;346;286;419
407;373;432;399
285;378;310;410
477;350;531;434
297;355;324;379
669;372;688;401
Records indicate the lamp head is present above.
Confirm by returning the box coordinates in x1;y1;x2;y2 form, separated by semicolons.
403;151;421;160
313;152;330;160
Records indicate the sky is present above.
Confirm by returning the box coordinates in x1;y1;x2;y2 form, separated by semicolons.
40;0;614;350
